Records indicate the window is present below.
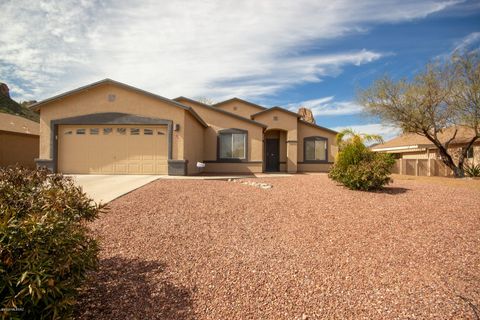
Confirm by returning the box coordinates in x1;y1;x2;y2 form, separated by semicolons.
304;137;327;162
103;128;113;135
117;128;126;135
218;129;247;159
463;146;474;158
130;128;140;135
64;130;73;135
144;128;153;135
90;128;99;135
157;130;165;135
76;128;86;135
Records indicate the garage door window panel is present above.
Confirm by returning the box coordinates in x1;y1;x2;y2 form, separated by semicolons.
76;129;86;135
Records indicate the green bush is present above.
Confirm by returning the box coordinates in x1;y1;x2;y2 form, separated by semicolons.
329;137;395;191
465;163;480;177
0;167;103;319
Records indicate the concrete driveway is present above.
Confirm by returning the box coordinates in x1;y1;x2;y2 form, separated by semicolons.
68;175;161;203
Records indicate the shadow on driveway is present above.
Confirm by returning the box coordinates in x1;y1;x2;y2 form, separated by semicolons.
75;257;195;320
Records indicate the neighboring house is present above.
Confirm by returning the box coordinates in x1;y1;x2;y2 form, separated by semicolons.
0;112;39;168
31;79;337;175
372;127;480;176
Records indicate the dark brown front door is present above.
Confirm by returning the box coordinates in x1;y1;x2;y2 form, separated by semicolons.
265;139;280;172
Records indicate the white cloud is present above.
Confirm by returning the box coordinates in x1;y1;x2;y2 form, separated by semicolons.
0;0;458;100
332;123;401;141
285;96;364;116
453;31;480;52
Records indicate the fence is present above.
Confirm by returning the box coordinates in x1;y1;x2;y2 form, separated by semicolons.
391;159;453;177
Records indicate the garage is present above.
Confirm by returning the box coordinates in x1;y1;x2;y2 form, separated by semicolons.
58;124;168;174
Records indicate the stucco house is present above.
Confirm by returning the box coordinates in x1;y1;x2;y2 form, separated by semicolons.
32;79;337;175
372;127;479;176
0;112;39;168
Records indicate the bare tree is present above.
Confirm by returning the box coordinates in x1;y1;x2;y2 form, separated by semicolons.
359;52;480;178
195;97;216;105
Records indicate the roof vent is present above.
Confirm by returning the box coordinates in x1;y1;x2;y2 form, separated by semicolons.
108;94;116;102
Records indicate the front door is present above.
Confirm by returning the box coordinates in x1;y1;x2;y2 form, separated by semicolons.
265;138;280;172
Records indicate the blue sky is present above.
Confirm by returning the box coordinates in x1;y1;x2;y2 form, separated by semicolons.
1;0;479;140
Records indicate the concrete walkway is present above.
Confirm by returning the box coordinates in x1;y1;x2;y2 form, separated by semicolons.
68;175;161;204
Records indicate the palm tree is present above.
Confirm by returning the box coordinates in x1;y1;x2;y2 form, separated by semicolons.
336;128;384;150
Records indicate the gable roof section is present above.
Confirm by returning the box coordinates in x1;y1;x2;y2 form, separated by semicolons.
173;96;267;128
213;97;267;110
298;119;338;135
0;112;39;135
250;107;338;135
372;126;477;151
251;106;301;119
29;79;208;128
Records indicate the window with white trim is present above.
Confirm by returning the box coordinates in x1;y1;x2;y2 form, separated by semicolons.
219;129;247;159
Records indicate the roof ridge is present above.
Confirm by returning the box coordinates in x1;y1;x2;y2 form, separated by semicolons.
29;79;208;128
173;96;267;128
250;106;301;119
213;97;267;110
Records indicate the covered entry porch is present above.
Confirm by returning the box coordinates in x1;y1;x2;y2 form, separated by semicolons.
263;129;297;173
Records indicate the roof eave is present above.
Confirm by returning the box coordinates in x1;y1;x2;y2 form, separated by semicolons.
28;79;209;128
251;106;301;119
213;97;267;110
298;119;338;135
174;96;268;128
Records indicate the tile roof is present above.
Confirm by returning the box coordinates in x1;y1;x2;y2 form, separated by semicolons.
0;112;39;135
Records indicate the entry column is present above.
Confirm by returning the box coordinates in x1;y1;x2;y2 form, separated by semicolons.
286;140;297;173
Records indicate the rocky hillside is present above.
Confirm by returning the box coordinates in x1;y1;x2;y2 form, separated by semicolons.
0;83;39;122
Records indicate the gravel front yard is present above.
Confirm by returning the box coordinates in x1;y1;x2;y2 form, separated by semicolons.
75;174;480;319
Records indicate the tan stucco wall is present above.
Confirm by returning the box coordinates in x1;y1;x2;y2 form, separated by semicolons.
297;122;337;162
38;84;187;161
177;98;264;164
0;131;39;168
215;100;265;119
253;110;299;172
183;112;205;175
401;151;430;159
252;110;298;140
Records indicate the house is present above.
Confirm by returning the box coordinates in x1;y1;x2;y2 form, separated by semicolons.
31;79;338;175
372;127;479;176
0;112;39;168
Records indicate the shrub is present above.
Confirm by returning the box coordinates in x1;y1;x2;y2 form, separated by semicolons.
465;163;480;177
329;137;395;191
0;167;103;319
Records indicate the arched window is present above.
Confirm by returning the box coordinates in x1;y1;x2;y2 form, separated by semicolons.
304;136;328;162
218;129;248;160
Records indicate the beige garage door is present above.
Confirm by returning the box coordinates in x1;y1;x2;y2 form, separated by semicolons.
58;124;168;174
